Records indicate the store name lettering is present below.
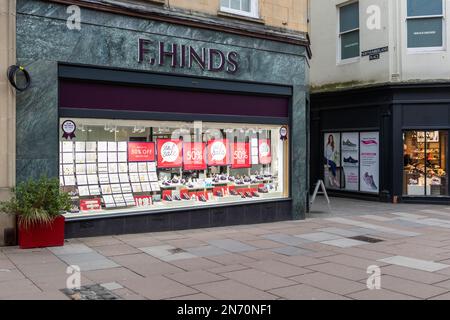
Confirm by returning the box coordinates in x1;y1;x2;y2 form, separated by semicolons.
138;39;239;74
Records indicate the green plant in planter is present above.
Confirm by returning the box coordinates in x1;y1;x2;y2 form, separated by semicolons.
0;177;72;230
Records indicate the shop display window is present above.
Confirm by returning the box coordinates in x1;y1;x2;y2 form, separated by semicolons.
59;118;288;217
403;131;448;196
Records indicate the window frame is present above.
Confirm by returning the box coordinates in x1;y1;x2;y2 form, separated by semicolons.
406;0;446;53
337;1;361;64
220;0;259;19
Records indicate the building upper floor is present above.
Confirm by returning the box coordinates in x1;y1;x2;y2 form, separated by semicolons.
52;0;308;34
310;0;450;92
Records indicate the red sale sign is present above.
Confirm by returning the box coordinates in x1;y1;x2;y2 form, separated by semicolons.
231;142;251;168
258;139;272;164
207;139;230;166
128;142;155;162
157;139;183;168
183;142;207;170
80;198;101;211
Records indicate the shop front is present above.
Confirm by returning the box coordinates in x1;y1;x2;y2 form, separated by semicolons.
311;83;450;205
16;0;309;237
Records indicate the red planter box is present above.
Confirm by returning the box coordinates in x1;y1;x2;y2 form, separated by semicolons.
18;216;65;249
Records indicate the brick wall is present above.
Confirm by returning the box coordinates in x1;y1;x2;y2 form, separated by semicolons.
164;0;308;32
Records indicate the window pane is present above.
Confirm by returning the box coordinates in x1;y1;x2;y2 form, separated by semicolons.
404;131;426;196
425;131;448;196
230;0;240;10
407;0;442;17
407;17;443;48
242;0;251;12
341;30;360;59
340;2;359;33
220;0;229;8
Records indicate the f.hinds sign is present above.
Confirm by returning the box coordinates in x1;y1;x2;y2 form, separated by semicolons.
138;39;239;74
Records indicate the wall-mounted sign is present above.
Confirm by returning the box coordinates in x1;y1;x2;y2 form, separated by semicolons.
369;54;380;61
157;139;183;168
138;39;239;74
361;46;388;57
128;142;155;162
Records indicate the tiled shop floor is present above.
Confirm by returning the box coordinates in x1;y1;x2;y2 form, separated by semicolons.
3;197;450;299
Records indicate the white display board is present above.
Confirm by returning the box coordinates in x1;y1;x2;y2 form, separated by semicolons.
359;132;380;193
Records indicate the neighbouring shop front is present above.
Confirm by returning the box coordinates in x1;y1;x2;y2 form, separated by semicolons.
311;83;450;204
16;0;309;237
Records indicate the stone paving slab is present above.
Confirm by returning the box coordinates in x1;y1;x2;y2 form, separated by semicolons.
346;289;419;300
291;272;367;295
321;238;368;248
269;284;350;300
305;262;368;281
3;197;450;299
369;275;448;299
120;275;198;300
193;280;278;300
243;259;312;278
208;239;257;253
295;232;342;242
165;270;225;286
222;268;297;291
379;256;450;272
185;245;229;257
271;246;313;256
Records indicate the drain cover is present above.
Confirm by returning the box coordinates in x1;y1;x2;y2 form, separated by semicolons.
61;285;121;300
348;236;384;243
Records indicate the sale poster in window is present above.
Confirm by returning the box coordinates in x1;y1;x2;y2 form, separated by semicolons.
80;198;102;211
183;142;207;171
128;142;155;162
157;139;183;168
207;139;230;166
258;139;272;165
341;132;359;191
231;142;251;169
360;132;379;193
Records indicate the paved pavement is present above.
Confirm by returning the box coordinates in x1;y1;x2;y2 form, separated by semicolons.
3;197;450;300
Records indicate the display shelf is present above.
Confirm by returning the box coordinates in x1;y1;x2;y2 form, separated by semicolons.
64;192;285;218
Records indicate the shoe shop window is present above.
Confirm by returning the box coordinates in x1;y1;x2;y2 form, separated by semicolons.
403;131;448;196
59;118;289;218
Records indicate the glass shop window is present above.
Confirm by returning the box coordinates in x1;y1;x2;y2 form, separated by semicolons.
403;131;448;196
59;118;289;217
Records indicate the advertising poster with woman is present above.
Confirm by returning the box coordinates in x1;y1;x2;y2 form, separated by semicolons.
323;133;341;189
